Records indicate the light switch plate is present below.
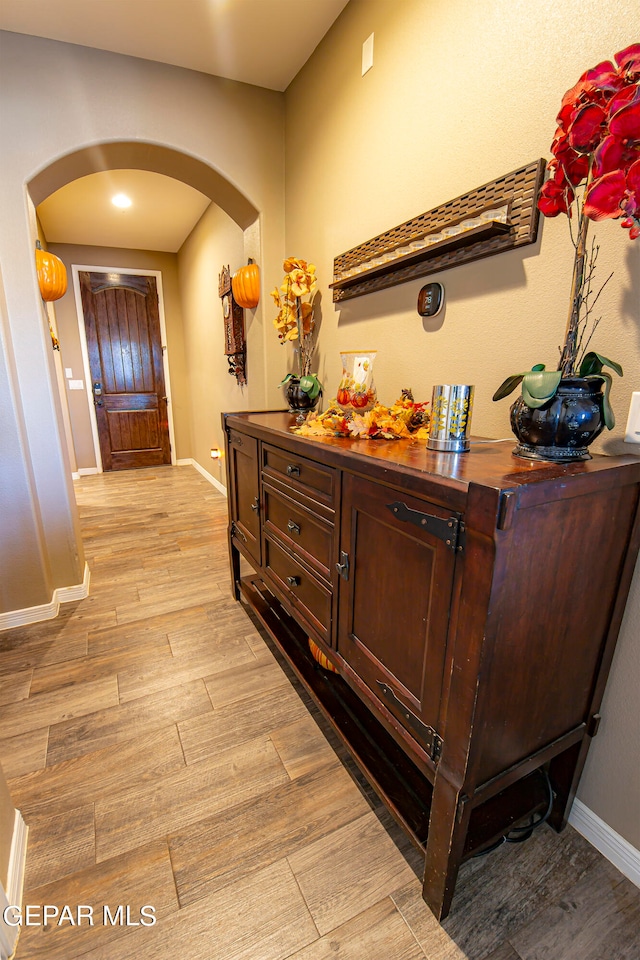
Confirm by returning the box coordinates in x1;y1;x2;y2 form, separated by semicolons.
624;391;640;444
68;379;84;391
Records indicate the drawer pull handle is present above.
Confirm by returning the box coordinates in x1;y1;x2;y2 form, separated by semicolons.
287;575;301;588
287;520;301;535
286;464;301;477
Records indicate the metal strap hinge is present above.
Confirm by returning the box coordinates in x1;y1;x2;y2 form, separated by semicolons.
376;681;443;762
385;501;464;553
231;521;247;543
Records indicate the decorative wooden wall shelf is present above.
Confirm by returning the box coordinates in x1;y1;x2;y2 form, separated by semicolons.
330;158;546;302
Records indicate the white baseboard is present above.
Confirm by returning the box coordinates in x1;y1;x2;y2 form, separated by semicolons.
72;467;100;479
179;458;227;496
569;798;640;888
0;808;28;960
0;562;90;631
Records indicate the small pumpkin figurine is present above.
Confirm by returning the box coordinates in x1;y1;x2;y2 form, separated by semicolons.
231;259;260;309
35;240;68;302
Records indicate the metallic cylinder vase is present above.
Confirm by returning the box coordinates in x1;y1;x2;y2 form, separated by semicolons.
428;384;474;453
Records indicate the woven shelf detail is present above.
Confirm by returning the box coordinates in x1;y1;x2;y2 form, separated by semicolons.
331;158;546;302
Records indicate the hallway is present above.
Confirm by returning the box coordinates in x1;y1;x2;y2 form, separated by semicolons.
0;465;638;959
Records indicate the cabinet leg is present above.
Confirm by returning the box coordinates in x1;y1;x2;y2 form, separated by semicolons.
422;771;470;921
547;738;588;832
229;536;241;601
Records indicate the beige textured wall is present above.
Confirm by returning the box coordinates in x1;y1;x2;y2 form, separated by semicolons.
177;203;253;481
285;0;640;847
0;30;284;615
49;244;191;469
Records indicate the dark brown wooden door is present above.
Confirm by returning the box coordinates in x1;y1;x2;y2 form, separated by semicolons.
80;271;171;471
337;473;456;749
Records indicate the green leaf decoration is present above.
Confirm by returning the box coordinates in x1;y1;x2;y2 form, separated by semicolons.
493;364;550;402
279;373;295;387
299;374;323;400
579;351;623;378
492;373;525;402
521;370;562;407
594;371;615;429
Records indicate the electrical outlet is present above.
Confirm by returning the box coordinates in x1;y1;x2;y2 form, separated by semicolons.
624;392;640;444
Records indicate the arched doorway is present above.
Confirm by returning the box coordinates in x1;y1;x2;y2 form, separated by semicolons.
29;141;263;476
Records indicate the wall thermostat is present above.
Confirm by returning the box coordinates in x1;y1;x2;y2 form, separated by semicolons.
417;282;444;317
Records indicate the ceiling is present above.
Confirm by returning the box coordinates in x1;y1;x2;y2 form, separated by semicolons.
0;0;349;90
1;0;350;250
37;171;213;253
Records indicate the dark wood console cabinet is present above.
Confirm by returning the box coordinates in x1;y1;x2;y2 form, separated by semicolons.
222;411;640;920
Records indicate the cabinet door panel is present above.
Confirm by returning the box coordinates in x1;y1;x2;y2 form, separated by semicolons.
338;474;456;738
228;433;261;567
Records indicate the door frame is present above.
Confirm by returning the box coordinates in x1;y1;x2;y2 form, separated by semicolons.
71;264;177;472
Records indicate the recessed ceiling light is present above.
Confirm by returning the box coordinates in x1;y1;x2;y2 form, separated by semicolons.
112;193;132;209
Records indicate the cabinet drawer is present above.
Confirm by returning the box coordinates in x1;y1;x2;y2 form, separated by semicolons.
263;482;333;582
263;444;336;507
264;535;332;642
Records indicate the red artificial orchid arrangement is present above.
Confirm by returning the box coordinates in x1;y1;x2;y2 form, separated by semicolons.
494;44;639;427
539;44;640;238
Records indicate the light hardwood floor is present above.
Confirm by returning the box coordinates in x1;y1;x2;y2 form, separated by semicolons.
1;465;638;960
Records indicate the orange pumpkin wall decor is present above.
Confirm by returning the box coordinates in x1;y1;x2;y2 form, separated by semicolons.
35;240;68;302
231;260;260;309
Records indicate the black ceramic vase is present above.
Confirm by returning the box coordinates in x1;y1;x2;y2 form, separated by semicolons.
284;376;320;415
510;377;605;462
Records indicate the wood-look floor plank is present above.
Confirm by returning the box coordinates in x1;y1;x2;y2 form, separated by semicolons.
114;580;223;625
0;675;119;740
0;627;88;673
17;838;179;960
8;725;185;818
391;825;603;960
23;803;95;890
178;684;309;764
244;629;279;664
203;656;292;708
94;735;290;863
482;944;523;960
0;727;49;779
116;633;257;703
287;897;428;960
270;714;342;780
86;604;215;657
64;859;318;960
287;810;418;936
29;634;173;697
46;678;213;765
0;668;32;705
509;859;640;960
169;761;371;907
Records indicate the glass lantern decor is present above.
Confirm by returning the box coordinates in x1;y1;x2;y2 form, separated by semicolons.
336;351;377;412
